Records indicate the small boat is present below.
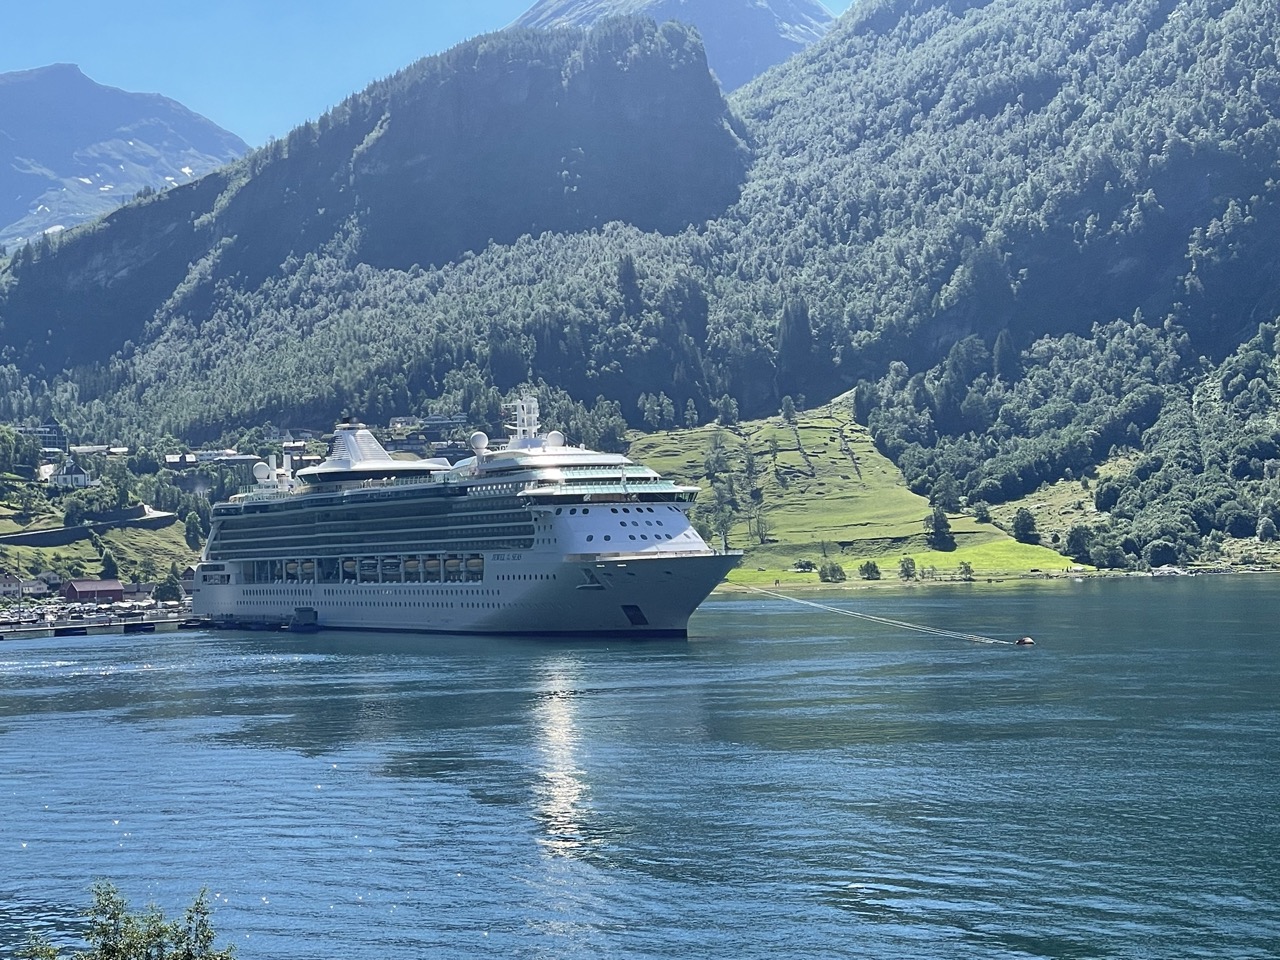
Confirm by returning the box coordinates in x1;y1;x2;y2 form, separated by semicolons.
1016;636;1035;646
287;607;321;633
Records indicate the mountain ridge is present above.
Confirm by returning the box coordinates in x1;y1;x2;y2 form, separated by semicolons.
511;0;834;89
0;20;748;374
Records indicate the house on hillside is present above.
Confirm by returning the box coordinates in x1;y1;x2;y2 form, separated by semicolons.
121;581;157;603
0;572;22;599
165;450;260;470
15;423;68;452
60;578;125;603
47;458;92;489
21;578;51;598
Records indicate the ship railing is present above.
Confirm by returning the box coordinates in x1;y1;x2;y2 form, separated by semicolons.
235;473;458;498
232;487;295;501
523;480;694;497
359;475;445;490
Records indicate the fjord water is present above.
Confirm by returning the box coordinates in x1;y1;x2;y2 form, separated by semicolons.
2;576;1277;959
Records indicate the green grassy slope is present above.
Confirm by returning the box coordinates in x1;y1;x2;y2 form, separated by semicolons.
0;498;196;582
626;397;1067;586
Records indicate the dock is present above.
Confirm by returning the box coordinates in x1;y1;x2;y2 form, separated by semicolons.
0;614;186;642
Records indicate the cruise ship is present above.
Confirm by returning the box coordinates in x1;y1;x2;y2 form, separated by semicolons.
192;398;740;636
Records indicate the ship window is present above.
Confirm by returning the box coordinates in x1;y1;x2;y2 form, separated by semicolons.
555;508;562;515
582;509;589;515
604;535;611;541
629;535;636;540
586;535;594;542
610;508;618;513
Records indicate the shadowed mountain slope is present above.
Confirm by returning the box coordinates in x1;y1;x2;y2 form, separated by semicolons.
0;20;748;373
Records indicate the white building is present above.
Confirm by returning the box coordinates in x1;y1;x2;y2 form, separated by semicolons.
49;458;92;489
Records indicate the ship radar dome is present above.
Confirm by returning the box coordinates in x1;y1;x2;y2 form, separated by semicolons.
252;461;272;482
547;430;566;447
470;431;490;452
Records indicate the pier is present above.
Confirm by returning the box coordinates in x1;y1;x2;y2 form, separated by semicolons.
0;613;186;642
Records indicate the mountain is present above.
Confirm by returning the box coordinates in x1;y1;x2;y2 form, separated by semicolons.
3;0;1280;569
0;20;748;374
511;0;833;89
0;64;248;250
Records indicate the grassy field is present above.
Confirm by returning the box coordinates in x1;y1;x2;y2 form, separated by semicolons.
626;397;1068;586
0;496;196;580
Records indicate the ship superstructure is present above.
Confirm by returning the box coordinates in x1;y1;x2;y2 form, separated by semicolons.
192;398;739;635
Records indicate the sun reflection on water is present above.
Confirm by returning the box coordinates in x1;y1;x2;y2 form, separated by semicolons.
530;658;593;858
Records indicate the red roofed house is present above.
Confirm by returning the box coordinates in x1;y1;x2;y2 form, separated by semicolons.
61;579;125;603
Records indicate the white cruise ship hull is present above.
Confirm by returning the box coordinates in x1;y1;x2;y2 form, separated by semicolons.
193;550;739;637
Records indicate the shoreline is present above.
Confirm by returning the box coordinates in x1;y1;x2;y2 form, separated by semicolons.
715;563;1278;594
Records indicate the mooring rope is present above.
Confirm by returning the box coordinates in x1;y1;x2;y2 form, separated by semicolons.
729;582;1015;645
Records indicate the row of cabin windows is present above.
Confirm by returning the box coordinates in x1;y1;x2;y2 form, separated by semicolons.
586;533;676;543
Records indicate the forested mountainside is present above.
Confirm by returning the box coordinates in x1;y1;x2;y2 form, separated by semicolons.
511;0;833;89
0;19;746;373
0;64;247;250
2;0;1280;568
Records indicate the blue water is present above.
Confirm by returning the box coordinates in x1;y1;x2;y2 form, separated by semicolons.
2;576;1278;958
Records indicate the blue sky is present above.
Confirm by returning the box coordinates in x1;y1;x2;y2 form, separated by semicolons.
2;1;857;148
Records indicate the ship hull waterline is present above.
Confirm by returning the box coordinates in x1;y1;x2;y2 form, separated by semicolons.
193;551;740;638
